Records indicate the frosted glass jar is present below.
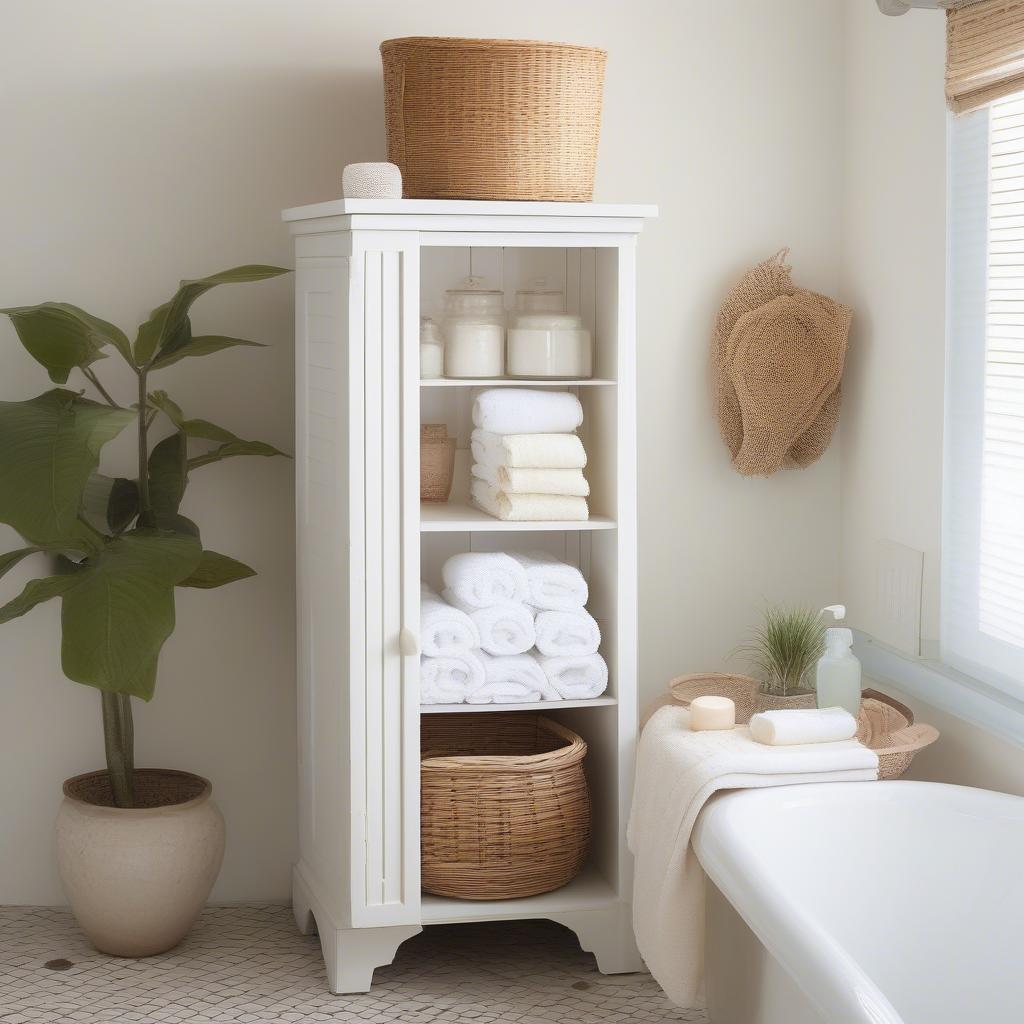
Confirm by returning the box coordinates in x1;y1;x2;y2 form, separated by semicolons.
508;312;593;378
420;317;444;379
442;277;506;378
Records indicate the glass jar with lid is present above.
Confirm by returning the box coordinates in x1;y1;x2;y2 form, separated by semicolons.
442;277;506;378
419;316;444;379
507;280;593;379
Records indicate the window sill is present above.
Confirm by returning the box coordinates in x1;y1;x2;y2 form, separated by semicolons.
853;630;1024;748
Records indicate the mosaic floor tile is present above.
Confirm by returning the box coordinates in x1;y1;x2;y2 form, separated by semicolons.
0;905;706;1024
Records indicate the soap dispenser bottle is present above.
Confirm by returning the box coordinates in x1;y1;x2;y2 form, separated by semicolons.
815;610;862;716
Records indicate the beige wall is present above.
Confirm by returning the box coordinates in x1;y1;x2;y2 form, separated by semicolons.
0;0;845;904
839;2;947;654
840;6;1024;795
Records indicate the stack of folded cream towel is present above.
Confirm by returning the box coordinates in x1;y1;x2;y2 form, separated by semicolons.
420;550;609;705
470;388;590;522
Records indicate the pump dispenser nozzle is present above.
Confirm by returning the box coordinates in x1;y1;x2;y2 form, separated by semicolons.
819;604;846;622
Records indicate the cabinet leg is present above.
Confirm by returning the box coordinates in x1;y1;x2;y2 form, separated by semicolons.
551;903;646;975
318;923;422;994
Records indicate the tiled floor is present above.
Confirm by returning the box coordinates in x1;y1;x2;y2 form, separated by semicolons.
0;905;706;1024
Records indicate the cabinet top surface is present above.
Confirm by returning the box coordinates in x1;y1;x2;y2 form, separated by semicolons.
282;197;658;222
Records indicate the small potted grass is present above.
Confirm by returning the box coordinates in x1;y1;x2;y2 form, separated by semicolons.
739;604;826;712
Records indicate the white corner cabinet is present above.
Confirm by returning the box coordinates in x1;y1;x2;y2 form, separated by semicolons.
283;198;657;993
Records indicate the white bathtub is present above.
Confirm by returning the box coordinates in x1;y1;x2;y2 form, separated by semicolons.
692;781;1024;1024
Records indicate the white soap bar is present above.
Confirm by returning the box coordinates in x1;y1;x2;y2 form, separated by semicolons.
689;695;736;731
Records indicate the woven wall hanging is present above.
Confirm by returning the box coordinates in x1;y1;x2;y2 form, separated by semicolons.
711;250;852;476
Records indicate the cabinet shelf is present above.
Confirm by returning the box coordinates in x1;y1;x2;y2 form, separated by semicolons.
421;697;617;714
420;378;615;388
420;864;618;925
421;503;616;532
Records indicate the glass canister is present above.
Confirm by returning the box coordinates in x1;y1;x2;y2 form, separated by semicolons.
420;316;444;379
507;282;593;379
442;277;506;378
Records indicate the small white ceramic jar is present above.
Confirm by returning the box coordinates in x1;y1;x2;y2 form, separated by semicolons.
507;282;594;379
442;277;506;379
342;162;402;199
420;317;444;379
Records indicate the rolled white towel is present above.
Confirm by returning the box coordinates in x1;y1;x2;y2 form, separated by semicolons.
467;651;561;704
471;429;588;470
471;463;589;497
534;608;601;657
508;550;589;610
442;589;536;656
420;651;485;705
420;583;480;656
749;707;859;746
532;651;608;700
470;479;589;522
441;551;529;609
473;388;584;435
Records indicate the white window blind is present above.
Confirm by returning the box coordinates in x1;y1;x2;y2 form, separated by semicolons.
944;93;1024;696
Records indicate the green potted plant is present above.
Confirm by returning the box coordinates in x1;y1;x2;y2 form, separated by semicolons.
0;264;289;956
739;604;826;712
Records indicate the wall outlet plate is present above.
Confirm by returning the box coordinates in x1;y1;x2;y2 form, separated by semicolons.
873;540;924;656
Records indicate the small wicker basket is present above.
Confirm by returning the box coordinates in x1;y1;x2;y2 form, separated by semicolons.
663;673;938;780
380;37;606;201
421;713;590;900
420;424;456;503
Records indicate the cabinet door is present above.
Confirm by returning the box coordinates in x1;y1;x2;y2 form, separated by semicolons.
295;232;420;930
350;232;420;927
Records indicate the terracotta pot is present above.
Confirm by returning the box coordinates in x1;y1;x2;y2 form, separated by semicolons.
55;769;225;957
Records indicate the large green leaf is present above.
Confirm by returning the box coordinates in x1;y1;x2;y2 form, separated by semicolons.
134;265;289;365
147;389;184;427
0;574;79;625
188;438;288;470
151;335;266;370
147;432;188;525
181;418;239;443
178;549;256;589
60;530;202;698
0;302;130;381
81;474;139;534
0;547;44;582
0;390;135;547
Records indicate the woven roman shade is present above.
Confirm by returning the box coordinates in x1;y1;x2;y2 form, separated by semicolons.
947;1;1024;113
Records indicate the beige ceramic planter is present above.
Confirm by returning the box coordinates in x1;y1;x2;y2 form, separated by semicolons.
56;769;225;957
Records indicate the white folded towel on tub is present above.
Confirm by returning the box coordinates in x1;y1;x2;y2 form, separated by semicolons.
749;706;858;746
534;608;601;657
471;429;588;470
508;550;589;610
472;388;584;435
627;705;878;1009
442;589;535;656
420;583;480;657
470;479;589;522
532;651;608;699
420;651;485;705
467;651;561;704
441;551;529;609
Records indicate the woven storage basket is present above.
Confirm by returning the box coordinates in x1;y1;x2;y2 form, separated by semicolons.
421;713;590;899
380;37;606;201
420;424;456;502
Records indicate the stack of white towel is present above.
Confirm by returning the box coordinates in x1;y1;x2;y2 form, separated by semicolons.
470;388;590;522
420;550;608;705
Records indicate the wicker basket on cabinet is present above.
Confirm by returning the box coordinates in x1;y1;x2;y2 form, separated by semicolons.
380;37;606;201
420;713;590;899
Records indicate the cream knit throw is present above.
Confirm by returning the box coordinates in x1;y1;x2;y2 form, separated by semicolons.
711;250;852;476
